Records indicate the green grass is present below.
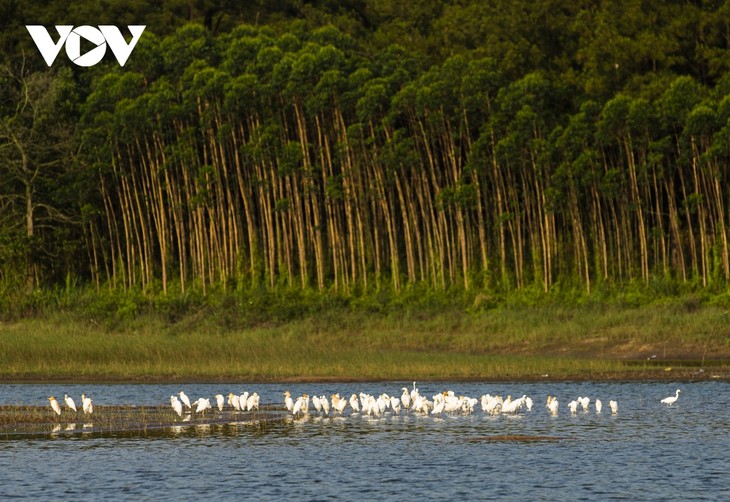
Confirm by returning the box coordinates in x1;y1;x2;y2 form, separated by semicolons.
1;299;728;382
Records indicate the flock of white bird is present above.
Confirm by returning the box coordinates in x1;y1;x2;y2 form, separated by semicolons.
280;385;621;418
47;394;94;416
169;391;261;417
47;386;682;419
165;383;635;419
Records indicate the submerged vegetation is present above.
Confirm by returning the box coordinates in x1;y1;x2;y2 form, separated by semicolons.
0;404;281;439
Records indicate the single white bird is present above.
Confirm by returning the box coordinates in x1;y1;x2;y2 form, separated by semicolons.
48;396;62;416
228;393;241;411
246;392;260;411
400;387;411;409
171;395;183;417
331;393;348;414
239;392;250;411
661;389;681;405
64;394;77;413
595;399;602;413
547;396;559;415
292;394;309;416
319;395;330;415
81;394;93;415
193;397;211;414
410;382;420;403
609;400;618;414
284;391;294;412
312;395;323;414
348;393;360;413
568;400;579;414
215;394;225;412
431;393;447;415
578;396;590;411
179;391;191;409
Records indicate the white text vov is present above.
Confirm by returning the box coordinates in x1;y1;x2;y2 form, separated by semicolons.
26;25;145;67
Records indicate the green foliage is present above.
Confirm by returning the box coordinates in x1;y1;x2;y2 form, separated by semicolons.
2;1;730;318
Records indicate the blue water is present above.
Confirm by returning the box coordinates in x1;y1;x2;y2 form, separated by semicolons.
0;381;728;501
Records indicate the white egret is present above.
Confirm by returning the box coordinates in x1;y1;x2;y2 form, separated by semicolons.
431;392;447;415
330;394;340;414
376;394;390;414
292;394;309;416
246;392;260;411
171;395;183;417
400;388;411;409
48;396;62;415
319;395;330;416
332;394;348;414
179;391;191;409
312;395;322;414
335;394;348;414
359;395;372;415
284;391;294;412
193;397;211;414
413;394;431;414
609;400;618;414
503;395;526;414
81;394;93;415
443;393;461;413
481;394;501;414
390;396;402;414
64;394;77;413
410;381;420;404
547;396;559;415
348;393;360;413
215;394;225;412
463;397;478;414
595;399;602;413
579;396;590;411
228;393;241;411
568;400;578;414
239;392;249;411
661;389;681;405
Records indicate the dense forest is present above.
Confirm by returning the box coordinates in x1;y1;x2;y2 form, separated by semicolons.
2;0;730;318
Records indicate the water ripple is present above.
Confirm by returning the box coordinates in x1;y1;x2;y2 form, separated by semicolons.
0;381;728;500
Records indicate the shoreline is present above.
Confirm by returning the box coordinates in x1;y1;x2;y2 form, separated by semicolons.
1;366;727;384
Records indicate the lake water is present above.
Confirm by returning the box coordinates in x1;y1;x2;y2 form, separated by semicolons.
0;380;728;501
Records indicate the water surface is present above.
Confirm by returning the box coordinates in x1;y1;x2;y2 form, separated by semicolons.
0;381;727;500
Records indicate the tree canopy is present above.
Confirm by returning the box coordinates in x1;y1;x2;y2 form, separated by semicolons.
2;0;730;312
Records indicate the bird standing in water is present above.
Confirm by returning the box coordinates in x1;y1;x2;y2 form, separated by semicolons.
178;391;191;410
171;395;183;417
661;389;681;405
48;396;62;415
81;394;93;415
64;394;77;413
609;400;618;414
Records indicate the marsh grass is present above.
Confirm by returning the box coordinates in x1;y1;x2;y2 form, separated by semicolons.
0;301;728;382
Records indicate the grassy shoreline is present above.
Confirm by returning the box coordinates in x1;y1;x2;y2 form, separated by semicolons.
1;299;729;383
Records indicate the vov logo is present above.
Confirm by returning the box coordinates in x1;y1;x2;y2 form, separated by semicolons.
26;25;146;67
